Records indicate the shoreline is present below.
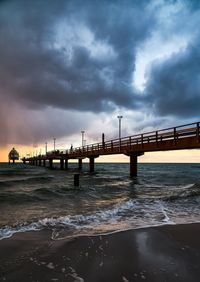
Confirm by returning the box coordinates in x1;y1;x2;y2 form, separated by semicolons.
1;218;200;242
1;223;200;281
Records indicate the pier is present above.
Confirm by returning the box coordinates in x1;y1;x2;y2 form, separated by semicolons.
23;121;200;177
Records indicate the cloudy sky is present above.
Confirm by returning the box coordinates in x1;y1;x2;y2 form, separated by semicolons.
0;0;200;161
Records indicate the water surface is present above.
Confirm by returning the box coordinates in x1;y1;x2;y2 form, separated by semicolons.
0;162;200;240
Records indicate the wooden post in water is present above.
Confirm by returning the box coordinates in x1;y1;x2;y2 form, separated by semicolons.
74;174;79;186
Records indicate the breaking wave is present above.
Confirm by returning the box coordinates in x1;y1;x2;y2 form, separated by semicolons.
1;163;200;241
0;194;187;240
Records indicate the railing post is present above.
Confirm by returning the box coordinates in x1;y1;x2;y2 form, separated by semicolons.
141;134;143;148
156;131;158;147
129;137;131;150
174;127;177;145
102;133;105;150
197;122;200;143
111;140;113;151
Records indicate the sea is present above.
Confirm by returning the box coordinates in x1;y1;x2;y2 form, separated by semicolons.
0;162;200;241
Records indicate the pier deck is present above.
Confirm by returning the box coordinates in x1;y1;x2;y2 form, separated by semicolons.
23;122;200;176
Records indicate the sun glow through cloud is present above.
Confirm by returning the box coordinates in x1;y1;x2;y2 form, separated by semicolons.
133;34;189;91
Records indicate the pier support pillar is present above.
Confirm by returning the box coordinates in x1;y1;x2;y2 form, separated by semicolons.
65;159;68;170
130;154;138;177
35;159;38;166
43;160;46;167
128;152;144;177
49;159;53;169
78;158;82;170
88;156;99;173
60;159;64;170
39;159;42;166
89;157;95;172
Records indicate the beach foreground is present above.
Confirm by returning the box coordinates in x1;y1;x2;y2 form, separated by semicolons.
0;223;200;282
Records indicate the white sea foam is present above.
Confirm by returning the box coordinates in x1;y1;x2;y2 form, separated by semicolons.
0;199;172;240
1;163;200;241
1;184;200;241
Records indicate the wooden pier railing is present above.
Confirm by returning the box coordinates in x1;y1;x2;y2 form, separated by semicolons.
23;121;200;177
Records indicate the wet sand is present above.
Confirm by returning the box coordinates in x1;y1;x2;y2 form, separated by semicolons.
0;223;200;281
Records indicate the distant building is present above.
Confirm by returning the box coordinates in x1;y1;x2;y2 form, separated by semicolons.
8;148;19;164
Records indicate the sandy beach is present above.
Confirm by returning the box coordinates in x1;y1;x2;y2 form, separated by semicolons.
1;223;200;281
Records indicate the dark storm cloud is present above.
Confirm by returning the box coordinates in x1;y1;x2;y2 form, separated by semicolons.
140;0;200;120
1;0;200;146
0;0;155;112
0;0;158;145
145;38;200;118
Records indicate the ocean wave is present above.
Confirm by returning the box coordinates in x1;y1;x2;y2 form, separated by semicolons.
0;186;79;203
34;187;60;196
0;175;54;186
1;182;200;240
0;198;174;240
0;192;44;204
136;183;200;201
162;183;200;201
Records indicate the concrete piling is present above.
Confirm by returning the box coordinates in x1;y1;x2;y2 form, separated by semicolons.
65;159;68;170
130;154;138;177
89;157;94;172
78;159;82;170
60;159;64;170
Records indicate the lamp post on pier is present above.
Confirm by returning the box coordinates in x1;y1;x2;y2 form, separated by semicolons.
117;115;123;150
45;142;48;155
117;116;123;139
53;138;56;152
81;131;85;147
33;143;38;157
